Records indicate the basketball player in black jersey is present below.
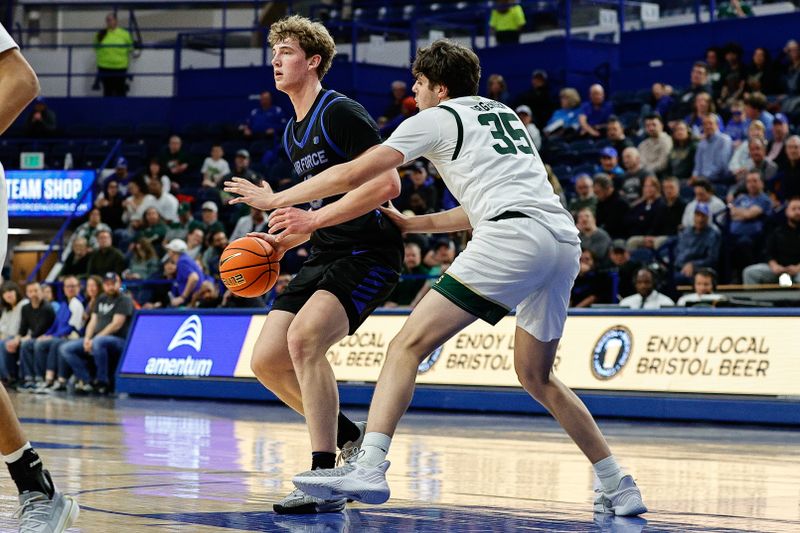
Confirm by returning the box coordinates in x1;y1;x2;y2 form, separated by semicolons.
225;15;403;514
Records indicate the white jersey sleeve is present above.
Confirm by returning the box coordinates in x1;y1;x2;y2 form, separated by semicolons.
382;108;456;164
0;23;19;54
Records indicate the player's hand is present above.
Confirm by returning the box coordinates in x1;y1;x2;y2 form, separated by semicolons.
224;178;276;210
246;232;286;260
267;208;319;241
378;202;412;232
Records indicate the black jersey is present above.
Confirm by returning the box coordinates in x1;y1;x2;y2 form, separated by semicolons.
282;89;402;252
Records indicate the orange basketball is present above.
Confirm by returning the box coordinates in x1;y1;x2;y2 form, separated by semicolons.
219;237;280;298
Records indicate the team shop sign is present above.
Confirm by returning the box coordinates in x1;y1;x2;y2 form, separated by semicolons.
235;314;797;396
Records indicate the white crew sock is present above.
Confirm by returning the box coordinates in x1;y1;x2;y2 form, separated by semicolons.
356;432;391;467
3;442;32;464
593;455;625;492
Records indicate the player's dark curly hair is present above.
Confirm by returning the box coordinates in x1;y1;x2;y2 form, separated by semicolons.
412;40;481;98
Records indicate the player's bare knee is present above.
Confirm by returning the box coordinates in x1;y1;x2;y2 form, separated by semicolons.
515;364;552;398
286;324;326;366
387;333;430;363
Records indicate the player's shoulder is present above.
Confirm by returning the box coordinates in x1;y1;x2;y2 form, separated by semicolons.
322;91;377;127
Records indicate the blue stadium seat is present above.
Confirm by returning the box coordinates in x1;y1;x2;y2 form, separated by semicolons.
551;164;572;178
0;141;20;169
82;140;118;169
571;163;596;177
188;141;213;159
136;122;170;140
630;248;656;265
102;123;135;140
49;142;84;169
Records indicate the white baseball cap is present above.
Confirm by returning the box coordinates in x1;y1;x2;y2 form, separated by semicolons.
166;239;188;253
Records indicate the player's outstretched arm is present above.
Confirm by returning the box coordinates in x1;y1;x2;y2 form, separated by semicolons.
225;145;403;210
379;203;472;234
0;48;40;135
266;168;401;238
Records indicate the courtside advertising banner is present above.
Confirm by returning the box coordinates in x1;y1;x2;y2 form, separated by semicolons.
122;311;800;396
6;170;95;217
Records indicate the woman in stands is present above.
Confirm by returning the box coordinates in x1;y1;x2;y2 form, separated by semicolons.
0;282;24;385
686;92;723;138
544;88;582;139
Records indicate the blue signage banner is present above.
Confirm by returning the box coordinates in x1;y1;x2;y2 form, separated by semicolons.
119;314;252;378
6;170;95;217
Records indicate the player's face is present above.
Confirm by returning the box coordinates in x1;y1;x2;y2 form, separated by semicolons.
271;39;315;93
412;75;441;110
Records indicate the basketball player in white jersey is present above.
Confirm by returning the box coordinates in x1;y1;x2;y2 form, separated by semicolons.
226;40;646;516
0;22;80;532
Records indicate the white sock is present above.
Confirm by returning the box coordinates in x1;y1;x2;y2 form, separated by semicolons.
3;442;32;464
357;432;391;467
593;455;625;492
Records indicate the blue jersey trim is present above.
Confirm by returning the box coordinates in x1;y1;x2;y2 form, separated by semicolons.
290;90;335;149
319;96;348;159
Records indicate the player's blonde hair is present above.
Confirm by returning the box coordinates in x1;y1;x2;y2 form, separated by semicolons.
268;15;337;81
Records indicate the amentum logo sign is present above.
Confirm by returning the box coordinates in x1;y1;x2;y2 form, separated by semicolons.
145;315;214;377
591;326;633;380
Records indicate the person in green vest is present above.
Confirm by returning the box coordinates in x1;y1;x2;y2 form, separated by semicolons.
94;13;133;97
489;0;526;45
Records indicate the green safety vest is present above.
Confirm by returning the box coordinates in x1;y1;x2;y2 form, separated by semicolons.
95;28;133;70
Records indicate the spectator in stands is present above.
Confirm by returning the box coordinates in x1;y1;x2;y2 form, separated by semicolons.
545;164;568;208
231;207;267;242
625;176;668;250
677;268;725;306
239;90;286;141
569;250;612;307
385;242;431;307
661;177;687;235
729;119;766;178
729;171;771;276
671;61;711;123
607;240;640;298
423;240;456;275
69;208;111;251
60;272;133;394
619;147;649;204
767;113;790;168
725;101;748;146
41;285;57;313
619;268;674;308
223;149;262;186
718;72;745;113
379;96;417;138
782;39;800;96
135;207;168;256
60;237;90;279
544;88;581;138
577;208;610;259
742;197;800;285
682;178;727;230
164;239;206;307
723;43;746;85
514;105;542;150
675;203;721;284
647;82;673;119
746;47;781;95
197;202;225;237
12;283;55;389
23;96;56;137
486;74;510;105
744;92;774;140
382;81;408;121
145;158;171;194
28;276;84;393
606;116;633;156
595;147;624;177
201;144;231;187
0;282;24;384
95;179;125;230
578;84;613;138
184;227;205;260
94;12;133;97
692;114;733;183
515;70;553;129
148;175;179;224
717;0;753;19
397;161;438;215
86;229;126;277
593;173;629;238
160;135;190;183
201;230;228;282
686;92;722;138
667;121;696;181
771;135;800;202
706;47;724;99
489;0;526;45
124;238;160;301
638;114;672;176
164;203;194;243
568;174;596;217
746;138;779;185
120;175;156;240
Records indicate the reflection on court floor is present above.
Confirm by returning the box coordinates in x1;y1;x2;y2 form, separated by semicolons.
1;394;798;532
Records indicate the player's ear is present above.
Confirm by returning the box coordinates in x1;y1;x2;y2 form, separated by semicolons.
308;54;322;71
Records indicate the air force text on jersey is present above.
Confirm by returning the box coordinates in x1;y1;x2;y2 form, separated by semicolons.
293;149;329;175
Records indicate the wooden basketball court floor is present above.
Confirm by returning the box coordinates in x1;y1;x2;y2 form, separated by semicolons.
1;392;798;532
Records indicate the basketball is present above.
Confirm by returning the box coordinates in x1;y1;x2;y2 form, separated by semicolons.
219;237;280;298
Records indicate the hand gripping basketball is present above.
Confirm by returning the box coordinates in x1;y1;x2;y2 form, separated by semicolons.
219;237;282;298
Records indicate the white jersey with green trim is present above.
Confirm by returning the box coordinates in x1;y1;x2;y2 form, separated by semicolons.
0;22;19;53
383;95;579;245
